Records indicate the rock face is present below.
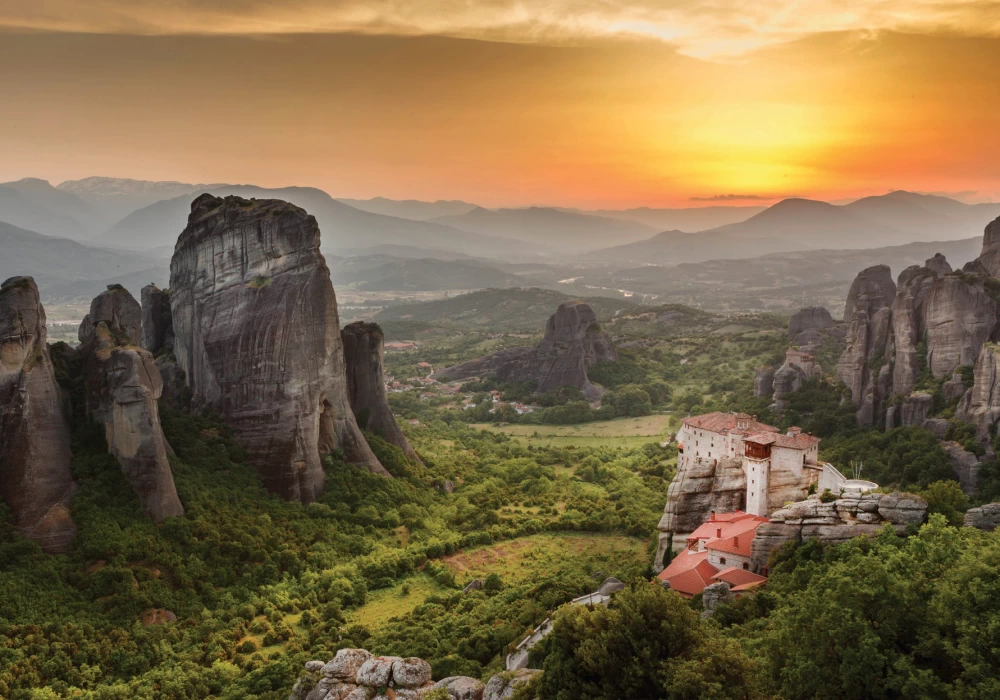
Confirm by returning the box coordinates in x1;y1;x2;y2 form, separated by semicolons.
964;503;1000;531
441;301;617;401
976;215;1000;277
788;306;834;337
843;264;896;322
838;252;1000;427
753;367;775;398
341;321;421;464
898;392;933;427
0;276;77;553
169;195;387;502
483;669;540;700
750;492;927;572
140;284;172;355
957;343;1000;441
79;286;184;522
701;581;732;618
941;441;982;496
654;456;746;571
290;649;497;700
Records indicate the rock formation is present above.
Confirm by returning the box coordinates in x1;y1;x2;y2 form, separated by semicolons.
838;251;1000;427
701;581;733;618
79;286;184;521
654;457;746;570
440;301;618;401
0;276;77;552
788;306;834;337
964;503;1000;531
976;215;1000;277
753;366;775;398
140;284;172;355
750;492;928;572
342;321;421;464
170;194;387;502
941;442;982;496
843;264;896;322
290;648;507;700
957;343;1000;440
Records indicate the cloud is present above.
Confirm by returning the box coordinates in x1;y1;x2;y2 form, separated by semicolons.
689;194;776;202
3;1;1000;58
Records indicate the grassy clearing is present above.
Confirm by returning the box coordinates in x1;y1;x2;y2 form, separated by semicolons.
472;414;675;449
348;574;448;630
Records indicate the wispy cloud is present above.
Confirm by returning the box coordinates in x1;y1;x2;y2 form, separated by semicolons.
689;194;777;202
3;1;1000;58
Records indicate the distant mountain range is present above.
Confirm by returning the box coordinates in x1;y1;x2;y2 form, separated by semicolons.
328;255;525;291
568;205;768;231
591;193;1000;266
336;197;478;221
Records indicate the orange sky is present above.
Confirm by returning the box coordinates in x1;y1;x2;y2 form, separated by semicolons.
1;4;999;207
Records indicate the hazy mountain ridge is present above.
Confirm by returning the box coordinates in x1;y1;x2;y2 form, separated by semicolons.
336;196;478;220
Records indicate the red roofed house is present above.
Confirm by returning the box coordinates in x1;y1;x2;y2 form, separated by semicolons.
657;510;769;598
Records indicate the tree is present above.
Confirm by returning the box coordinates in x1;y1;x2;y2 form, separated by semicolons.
610;385;653;418
920;480;969;526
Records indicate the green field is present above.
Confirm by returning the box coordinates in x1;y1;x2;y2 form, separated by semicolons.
347;533;648;630
471;414;677;448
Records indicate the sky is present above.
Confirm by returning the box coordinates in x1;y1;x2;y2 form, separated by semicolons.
2;1;1000;208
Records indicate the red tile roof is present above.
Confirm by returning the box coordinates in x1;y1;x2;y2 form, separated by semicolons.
682;412;777;435
662;559;720;598
744;431;820;450
658;548;710;581
713;567;768;589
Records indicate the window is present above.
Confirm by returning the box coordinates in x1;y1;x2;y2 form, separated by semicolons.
719;557;727;565
743;562;749;570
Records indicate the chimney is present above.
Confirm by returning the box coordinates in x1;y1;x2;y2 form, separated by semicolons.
716;528;722;538
733;536;739;547
710;510;715;519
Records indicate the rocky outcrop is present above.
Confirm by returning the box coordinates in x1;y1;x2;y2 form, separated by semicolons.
925;253;953;276
701;581;732;618
290;649;501;700
964;503;1000;531
0;276;77;553
957;343;1000;441
440;301;618;401
753;367;775;398
654;457;746;572
898;392;933;427
843;264;896;322
975;215;1000;277
750;492;927;572
770;350;822;409
942;371;968;402
942;442;982;496
79;286;184;522
342;321;421;464
483;669;540;700
140;284;172;355
788;306;834;337
170;195;387;502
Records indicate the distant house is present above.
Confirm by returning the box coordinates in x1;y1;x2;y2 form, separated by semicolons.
656;511;769;598
385;341;417;351
407;419;421;425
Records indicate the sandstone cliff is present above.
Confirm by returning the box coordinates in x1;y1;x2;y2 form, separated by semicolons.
140;284;172;355
788;306;834;337
0;276;77;552
170;194;387;502
342;321;421;464
976;215;1000;277
653;456;745;572
750;491;928;572
842;264;896;322
440;301;617;401
79;286;184;521
957;343;1000;441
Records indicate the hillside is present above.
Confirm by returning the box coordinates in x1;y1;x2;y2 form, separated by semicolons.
431;206;655;250
328;256;526;291
0;179;105;239
101;186;531;259
0;220;161;293
373;287;636;333
57;176;219;225
336;197;478;220
574;204;766;231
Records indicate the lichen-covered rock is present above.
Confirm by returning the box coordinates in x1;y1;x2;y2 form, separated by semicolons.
323;648;373;681
433;676;486;700
342;322;421;464
877;492;929;525
0;276;77;553
391;658;432;688
79;287;184;522
355;657;400;687
140;284;172;355
964;503;1000;531
788;306;834;337
483;669;541;700
753;366;775;398
170;195;387;502
440;302;617;401
597;576;625;596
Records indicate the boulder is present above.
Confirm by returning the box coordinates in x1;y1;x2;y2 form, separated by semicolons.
596;576;625;597
753;366;775;398
462;579;484;594
323;648;373;681
942;442;982;496
877;492;929;525
356;657;400;687
433;676;486;700
169;195;388;502
963;503;1000;531
390;658;432;688
0;277;77;553
441;302;617;401
788;306;834;337
140;284;172;355
483;669;541;700
342;322;421;464
925;253;953;276
942;371;968;402
79;287;184;522
701;581;733;618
